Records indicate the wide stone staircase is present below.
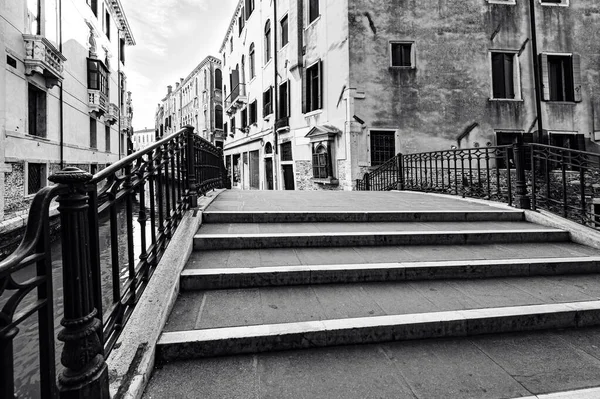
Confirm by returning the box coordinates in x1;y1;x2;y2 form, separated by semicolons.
144;192;600;398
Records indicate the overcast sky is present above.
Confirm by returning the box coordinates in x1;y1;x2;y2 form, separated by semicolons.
123;0;238;130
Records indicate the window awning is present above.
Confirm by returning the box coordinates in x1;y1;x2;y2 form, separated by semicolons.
305;124;341;143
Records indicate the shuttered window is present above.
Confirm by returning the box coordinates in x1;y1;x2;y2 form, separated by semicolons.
303;61;322;113
263;87;273;116
491;52;515;99
28;84;47;137
540;53;581;102
279;81;290;117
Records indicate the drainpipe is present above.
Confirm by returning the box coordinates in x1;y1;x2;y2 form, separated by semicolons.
59;0;64;168
528;0;544;143
272;0;279;189
118;29;122;159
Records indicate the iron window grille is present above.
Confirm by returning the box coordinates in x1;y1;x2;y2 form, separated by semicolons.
281;141;293;161
27;162;46;195
370;131;395;166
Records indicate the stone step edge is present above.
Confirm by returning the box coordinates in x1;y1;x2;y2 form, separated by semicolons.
202;210;524;223
180;257;600;290
156;300;600;362
193;229;570;250
515;386;600;399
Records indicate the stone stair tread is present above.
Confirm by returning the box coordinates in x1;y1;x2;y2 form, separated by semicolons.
144;327;600;399
196;220;557;235
164;274;600;332
186;242;600;270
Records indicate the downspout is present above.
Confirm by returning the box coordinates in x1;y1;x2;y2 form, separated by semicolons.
528;0;544;143
273;0;279;189
118;29;122;158
59;0;64;168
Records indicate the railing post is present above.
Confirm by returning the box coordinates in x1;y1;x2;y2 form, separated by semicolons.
364;173;371;191
0;321;18;399
48;167;109;399
513;141;531;210
396;154;404;190
185;127;198;208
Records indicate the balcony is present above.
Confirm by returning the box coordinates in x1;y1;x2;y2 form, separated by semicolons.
22;35;66;88
224;83;247;115
88;90;108;117
106;103;119;125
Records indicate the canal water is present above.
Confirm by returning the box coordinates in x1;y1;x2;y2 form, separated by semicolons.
8;195;154;398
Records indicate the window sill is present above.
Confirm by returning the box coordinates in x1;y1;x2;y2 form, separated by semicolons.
488;98;524;102
545;101;578;105
487;0;516;4
263;59;273;69
540;1;569;7
305;16;321;30
279;43;289;53
311;177;339;186
388;66;416;70
304;109;323;118
25;134;51;142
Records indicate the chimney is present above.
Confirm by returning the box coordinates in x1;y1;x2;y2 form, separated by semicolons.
175;82;180;89
167;85;172;94
180;78;184;84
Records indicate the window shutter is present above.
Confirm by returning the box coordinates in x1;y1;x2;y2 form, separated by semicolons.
302;66;307;113
540;53;550;101
317;60;323;109
572;53;582;103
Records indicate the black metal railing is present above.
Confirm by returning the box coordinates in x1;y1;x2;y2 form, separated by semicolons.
357;141;600;228
0;126;226;399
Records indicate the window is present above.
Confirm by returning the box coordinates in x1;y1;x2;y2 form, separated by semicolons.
279;81;290;117
87;0;98;16
88;59;109;97
308;0;320;24
238;8;245;35
249;43;256;78
264;20;272;62
119;39;126;65
105;125;111;152
304;61;322;113
27;163;46;195
90;117;97;149
6;55;17;68
249;100;258;124
230;37;233;52
312;144;330;178
281;141;293;161
241;108;248;129
390;42;414;67
231;117;236;134
28;84;46;137
491;52;518;99
105;10;111;40
224;122;228;135
27;0;40;34
215;69;222;89
541;0;568;5
263;87;273;117
280;15;289;48
215;105;223;129
245;0;254;19
541;54;581;102
370;131;395;166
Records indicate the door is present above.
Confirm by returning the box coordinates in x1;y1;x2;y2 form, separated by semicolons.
265;158;274;190
249;150;260;189
282;165;295;190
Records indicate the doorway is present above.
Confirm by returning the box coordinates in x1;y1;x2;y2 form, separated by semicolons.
282;165;295;190
265;158;274;190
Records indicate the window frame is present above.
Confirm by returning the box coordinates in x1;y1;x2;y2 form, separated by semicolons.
28;83;47;138
308;0;320;25
369;129;397;167
249;43;256;79
25;161;48;196
304;60;322;114
487;0;516;4
540;52;581;103
90;117;98;149
87;58;109;97
489;50;522;101
264;20;272;63
105;124;111;152
540;0;569;6
389;41;416;69
249;100;258;124
263;87;273;117
280;14;289;49
279;80;290;118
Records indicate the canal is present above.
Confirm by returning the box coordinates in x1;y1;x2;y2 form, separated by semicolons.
8;194;153;398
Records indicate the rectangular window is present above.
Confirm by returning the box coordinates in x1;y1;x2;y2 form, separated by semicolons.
28;84;47;137
304;61;322;113
88;59;109;97
105;125;111;152
27;163;46;195
280;15;289;48
241;108;248;128
27;0;41;34
90;117;97;149
279;81;289;117
249;100;258;124
105;10;111;40
370;131;395;166
390;42;413;67
541;0;567;4
491;52;516;99
245;0;254;19
312;145;329;178
87;0;98;16
309;0;319;24
224;122;228;135
231;117;236;134
263;87;273;117
281;141;293;161
546;55;575;102
238;8;245;35
119;38;126;65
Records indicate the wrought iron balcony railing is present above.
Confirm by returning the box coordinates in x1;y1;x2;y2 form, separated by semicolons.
22;34;66;88
224;83;247;115
0;127;228;399
88;89;108;116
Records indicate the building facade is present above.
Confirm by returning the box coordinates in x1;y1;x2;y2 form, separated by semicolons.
220;0;600;191
155;56;223;145
0;0;135;220
132;128;155;152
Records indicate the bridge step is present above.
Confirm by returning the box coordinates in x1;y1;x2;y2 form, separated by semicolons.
193;228;569;250
180;257;600;290
156;300;600;362
201;210;525;224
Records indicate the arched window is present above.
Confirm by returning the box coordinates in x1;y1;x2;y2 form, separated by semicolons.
204;70;208;89
241;55;246;84
264;20;271;62
215;105;223;129
265;142;273;154
249;43;255;79
215;69;222;89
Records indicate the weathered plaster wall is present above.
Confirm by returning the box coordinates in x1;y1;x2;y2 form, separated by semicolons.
348;0;600;179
